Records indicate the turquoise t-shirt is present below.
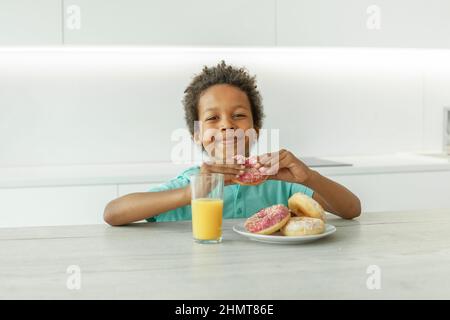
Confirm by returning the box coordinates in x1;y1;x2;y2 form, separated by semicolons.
146;166;314;222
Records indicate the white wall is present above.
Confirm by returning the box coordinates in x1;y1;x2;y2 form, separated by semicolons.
1;47;449;168
0;0;61;45
62;0;276;46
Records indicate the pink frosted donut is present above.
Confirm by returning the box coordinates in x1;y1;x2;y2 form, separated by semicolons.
232;155;268;186
244;204;290;235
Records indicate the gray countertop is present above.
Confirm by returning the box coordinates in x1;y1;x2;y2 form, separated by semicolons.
1;209;450;299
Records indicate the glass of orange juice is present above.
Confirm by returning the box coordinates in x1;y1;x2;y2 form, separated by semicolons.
190;173;224;244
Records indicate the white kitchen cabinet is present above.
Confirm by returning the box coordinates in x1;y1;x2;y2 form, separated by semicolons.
1;158;449;228
63;0;276;46
0;185;116;228
277;0;450;48
116;170;450;215
0;0;61;45
328;171;450;213
1;0;449;48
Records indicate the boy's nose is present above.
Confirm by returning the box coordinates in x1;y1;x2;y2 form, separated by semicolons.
220;125;235;131
219;119;235;131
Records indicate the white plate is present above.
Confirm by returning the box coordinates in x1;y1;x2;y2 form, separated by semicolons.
232;223;336;244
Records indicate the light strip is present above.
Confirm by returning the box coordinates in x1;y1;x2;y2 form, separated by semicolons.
0;46;449;53
0;46;449;72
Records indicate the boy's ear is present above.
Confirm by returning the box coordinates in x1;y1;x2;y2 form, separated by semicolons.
193;132;202;146
255;127;260;139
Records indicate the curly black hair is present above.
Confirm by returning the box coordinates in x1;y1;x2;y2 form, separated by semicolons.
182;60;264;136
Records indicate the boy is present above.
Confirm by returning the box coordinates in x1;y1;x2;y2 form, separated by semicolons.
104;61;361;225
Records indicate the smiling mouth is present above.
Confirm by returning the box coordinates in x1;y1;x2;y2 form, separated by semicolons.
220;139;237;145
210;135;246;147
217;138;247;146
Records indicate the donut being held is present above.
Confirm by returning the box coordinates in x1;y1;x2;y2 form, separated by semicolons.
288;192;326;222
232;155;268;186
281;217;325;236
244;204;290;235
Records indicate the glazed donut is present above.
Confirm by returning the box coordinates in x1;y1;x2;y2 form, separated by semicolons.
244;204;290;235
288;192;326;222
232;155;268;186
281;217;325;236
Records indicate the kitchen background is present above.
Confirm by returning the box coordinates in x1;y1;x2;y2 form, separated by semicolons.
1;0;450;227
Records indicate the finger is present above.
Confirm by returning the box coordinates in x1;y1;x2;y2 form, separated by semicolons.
257;153;273;164
204;164;245;176
208;166;245;176
258;153;288;175
262;149;291;166
203;159;245;168
202;162;241;170
224;174;239;186
259;152;284;166
258;155;281;172
261;151;299;175
210;163;245;170
266;156;292;175
231;155;246;164
259;164;279;176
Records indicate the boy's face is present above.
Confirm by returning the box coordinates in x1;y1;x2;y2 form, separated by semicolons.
197;84;257;161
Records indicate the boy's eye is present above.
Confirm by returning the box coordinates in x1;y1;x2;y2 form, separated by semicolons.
204;114;245;121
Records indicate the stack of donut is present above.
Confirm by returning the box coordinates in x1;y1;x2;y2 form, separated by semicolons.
244;193;326;236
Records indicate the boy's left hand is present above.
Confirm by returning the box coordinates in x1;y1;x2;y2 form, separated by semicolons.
255;149;313;184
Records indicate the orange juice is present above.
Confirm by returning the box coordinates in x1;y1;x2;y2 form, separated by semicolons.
191;198;223;240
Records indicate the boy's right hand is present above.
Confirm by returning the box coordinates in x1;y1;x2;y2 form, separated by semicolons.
200;162;245;186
